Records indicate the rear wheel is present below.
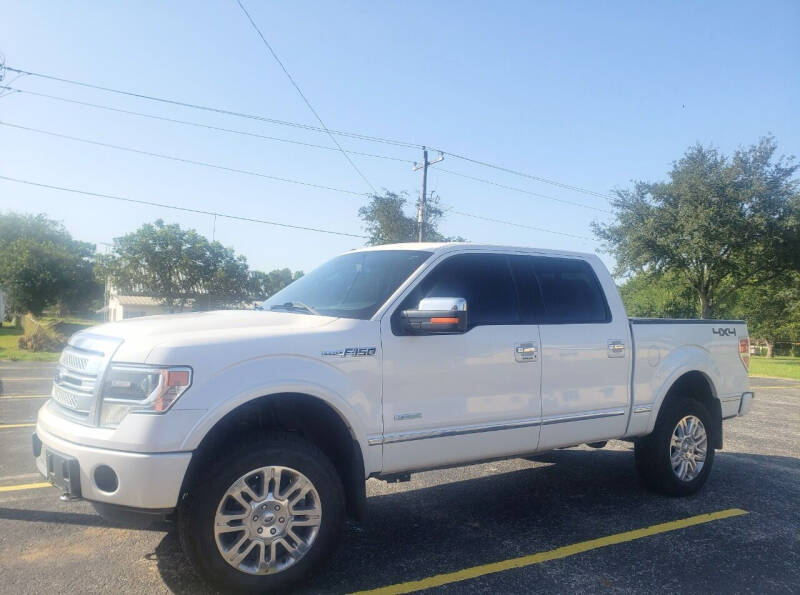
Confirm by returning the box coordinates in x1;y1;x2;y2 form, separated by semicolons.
635;397;715;496
179;433;345;592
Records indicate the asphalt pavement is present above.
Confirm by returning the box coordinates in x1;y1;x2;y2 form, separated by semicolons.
1;361;798;594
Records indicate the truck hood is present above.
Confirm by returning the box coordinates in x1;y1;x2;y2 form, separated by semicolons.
82;310;339;362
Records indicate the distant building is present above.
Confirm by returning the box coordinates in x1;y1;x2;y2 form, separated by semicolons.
102;286;256;321
104;289;191;322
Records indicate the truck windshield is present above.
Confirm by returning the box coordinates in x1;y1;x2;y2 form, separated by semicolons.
262;250;432;320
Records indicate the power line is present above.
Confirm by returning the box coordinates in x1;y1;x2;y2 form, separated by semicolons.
4;66;421;149
435;149;615;200
4;119;600;242
2;84;610;217
0;86;415;163
448;209;595;241
234;0;376;194
0;120;368;197
0;174;368;239
433;166;612;214
5;65;613;200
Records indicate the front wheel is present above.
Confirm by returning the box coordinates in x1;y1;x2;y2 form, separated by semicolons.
635;397;715;496
179;433;345;592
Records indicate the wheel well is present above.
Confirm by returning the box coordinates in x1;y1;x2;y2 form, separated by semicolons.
660;371;722;449
182;393;366;520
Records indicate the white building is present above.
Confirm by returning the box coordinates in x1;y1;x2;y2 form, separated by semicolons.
106;293;190;322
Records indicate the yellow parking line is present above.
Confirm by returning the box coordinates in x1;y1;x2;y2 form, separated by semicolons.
352;508;749;594
0;394;49;399
0;423;35;429
0;482;51;493
0;377;53;381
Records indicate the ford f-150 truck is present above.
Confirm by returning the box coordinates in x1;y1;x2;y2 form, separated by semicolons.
33;243;754;591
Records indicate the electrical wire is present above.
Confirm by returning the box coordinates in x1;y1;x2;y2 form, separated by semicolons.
448;209;595;241
435;150;615;201
0;120;369;198
5;65;613;200
0;86;415;163
234;0;376;194
3;66;421;149
3;120;601;242
0;174;368;239
434;166;612;214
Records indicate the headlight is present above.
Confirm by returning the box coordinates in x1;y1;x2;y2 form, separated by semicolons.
99;365;192;427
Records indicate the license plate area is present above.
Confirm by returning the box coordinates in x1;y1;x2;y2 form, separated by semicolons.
45;448;82;498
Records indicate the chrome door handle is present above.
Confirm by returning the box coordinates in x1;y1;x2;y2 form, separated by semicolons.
607;340;625;358
515;342;538;362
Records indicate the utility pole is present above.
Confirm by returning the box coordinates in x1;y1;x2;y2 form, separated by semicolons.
413;146;443;242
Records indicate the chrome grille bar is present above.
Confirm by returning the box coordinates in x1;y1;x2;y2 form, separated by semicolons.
49;334;123;424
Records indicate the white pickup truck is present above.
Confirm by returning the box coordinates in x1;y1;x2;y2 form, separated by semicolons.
33;243;754;591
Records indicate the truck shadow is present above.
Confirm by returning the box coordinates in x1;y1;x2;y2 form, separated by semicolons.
144;447;798;594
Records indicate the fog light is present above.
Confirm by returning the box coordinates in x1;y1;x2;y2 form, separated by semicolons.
94;465;118;493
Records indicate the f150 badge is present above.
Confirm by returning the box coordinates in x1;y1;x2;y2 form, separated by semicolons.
321;347;377;358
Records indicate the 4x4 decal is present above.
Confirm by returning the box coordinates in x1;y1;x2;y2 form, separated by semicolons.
712;327;737;337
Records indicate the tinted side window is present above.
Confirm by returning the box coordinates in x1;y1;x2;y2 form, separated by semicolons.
400;253;520;328
531;257;610;323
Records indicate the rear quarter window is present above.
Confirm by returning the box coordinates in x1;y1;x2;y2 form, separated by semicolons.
530;257;611;324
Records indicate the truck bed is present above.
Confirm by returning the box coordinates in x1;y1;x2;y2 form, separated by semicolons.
627;317;750;437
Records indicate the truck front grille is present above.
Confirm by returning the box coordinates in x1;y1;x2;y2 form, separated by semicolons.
50;335;122;424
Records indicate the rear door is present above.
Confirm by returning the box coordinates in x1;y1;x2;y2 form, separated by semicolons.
520;256;631;449
379;252;542;473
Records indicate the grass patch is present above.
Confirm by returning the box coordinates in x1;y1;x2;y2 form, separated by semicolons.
750;356;800;380
0;318;96;361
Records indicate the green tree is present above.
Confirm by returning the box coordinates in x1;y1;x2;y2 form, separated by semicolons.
98;220;251;311
0;212;100;317
594;136;800;318
248;268;304;300
618;271;698;318
358;191;464;246
727;273;800;357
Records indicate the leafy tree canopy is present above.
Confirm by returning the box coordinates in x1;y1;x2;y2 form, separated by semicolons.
0;212;99;316
248;268;304;301
726;272;800;355
98;220;252;311
618;270;698;319
594;136;800;318
358;191;464;246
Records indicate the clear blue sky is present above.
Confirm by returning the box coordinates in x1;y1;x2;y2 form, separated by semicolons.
2;1;798;274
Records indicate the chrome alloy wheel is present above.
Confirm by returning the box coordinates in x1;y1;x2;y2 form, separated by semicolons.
214;466;322;575
669;415;708;482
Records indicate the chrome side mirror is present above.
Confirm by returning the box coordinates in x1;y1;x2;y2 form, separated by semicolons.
401;297;468;334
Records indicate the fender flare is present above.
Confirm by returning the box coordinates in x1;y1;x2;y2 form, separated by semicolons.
645;346;720;436
179;379;370;468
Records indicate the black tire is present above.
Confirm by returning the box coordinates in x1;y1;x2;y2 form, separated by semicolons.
634;397;716;496
178;432;345;593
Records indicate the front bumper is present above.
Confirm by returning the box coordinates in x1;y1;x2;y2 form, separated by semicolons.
34;424;192;510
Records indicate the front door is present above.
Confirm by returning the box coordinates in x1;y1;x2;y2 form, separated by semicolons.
379;252;542;473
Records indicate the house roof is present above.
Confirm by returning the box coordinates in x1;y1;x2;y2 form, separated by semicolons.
116;295;163;306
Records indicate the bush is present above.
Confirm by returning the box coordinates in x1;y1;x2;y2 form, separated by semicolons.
792;345;800;358
17;314;66;352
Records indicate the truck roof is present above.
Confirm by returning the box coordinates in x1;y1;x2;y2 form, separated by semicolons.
350;242;595;259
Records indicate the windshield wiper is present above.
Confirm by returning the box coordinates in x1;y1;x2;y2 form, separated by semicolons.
269;301;320;315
